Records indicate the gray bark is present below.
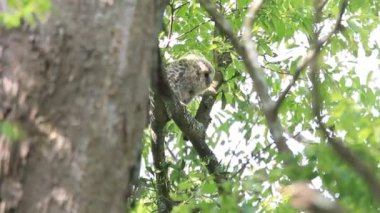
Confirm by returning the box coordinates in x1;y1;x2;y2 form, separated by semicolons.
0;0;160;212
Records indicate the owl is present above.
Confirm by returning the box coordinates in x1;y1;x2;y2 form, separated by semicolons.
165;54;215;104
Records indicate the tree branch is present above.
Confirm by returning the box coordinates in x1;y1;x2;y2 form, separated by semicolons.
309;0;380;203
199;0;292;154
310;61;380;202
163;95;226;186
242;0;263;41
284;182;344;213
325;129;380;202
150;93;174;212
151;36;174;212
155;51;227;191
310;51;380;203
317;0;347;46
195;71;223;127
274;0;347;112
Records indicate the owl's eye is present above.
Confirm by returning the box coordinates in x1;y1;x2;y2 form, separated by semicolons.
204;73;209;79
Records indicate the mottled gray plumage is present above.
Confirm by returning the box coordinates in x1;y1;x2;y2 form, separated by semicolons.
165;54;215;104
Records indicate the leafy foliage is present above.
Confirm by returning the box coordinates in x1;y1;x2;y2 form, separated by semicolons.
135;0;380;212
0;121;24;141
0;0;51;28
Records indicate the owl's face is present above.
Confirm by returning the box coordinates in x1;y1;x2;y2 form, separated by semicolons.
195;60;214;86
172;54;215;104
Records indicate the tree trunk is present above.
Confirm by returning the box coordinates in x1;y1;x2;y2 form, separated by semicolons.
0;0;162;212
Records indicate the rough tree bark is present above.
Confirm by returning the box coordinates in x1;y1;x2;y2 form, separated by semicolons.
0;0;163;212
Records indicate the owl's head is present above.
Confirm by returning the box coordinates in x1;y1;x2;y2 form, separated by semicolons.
181;54;215;86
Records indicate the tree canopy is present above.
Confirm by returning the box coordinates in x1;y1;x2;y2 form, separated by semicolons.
1;0;380;212
140;0;380;212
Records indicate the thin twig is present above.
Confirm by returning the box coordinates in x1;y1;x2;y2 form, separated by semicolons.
165;140;177;161
274;50;314;112
174;2;190;10
177;21;210;40
317;0;347;45
166;3;175;48
231;142;275;179
317;0;330;12
199;0;243;53
165;2;191;48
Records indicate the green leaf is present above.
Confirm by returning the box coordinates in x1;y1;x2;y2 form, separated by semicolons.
201;182;218;193
0;121;24;141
